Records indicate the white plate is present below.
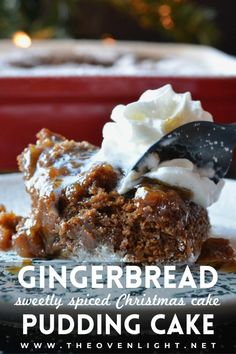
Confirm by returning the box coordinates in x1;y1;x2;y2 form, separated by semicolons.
0;174;235;324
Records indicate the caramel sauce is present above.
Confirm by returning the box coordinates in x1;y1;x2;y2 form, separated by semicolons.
218;260;236;272
7;259;32;274
197;237;236;272
136;177;193;201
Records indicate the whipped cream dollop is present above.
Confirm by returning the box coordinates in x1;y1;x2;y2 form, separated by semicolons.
95;84;224;208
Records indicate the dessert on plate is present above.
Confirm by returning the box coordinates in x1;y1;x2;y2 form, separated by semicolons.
0;85;230;264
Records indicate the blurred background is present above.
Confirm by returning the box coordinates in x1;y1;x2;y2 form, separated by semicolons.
0;0;235;55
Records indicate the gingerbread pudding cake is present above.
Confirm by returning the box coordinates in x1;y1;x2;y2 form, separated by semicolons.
0;85;226;264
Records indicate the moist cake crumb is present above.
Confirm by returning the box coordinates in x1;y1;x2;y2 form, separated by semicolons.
0;205;21;251
0;129;210;263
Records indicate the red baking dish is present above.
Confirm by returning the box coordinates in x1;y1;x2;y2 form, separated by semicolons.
0;75;236;171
